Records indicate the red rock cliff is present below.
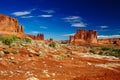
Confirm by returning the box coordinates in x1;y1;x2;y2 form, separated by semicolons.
87;30;97;43
69;29;97;45
0;14;26;38
27;34;44;40
0;14;24;33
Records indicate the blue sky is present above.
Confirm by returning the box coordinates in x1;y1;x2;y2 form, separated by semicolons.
0;0;120;40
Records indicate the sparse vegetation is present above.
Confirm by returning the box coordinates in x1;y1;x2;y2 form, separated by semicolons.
4;50;10;54
49;42;56;48
0;35;18;46
89;47;120;57
22;38;31;43
12;50;19;54
59;53;68;58
89;49;95;54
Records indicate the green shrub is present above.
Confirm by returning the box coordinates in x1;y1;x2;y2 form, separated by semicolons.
10;35;18;41
59;53;68;58
89;49;95;54
2;37;14;45
12;50;19;54
49;42;56;48
0;35;18;46
101;47;110;51
4;50;10;54
22;38;31;43
98;51;103;55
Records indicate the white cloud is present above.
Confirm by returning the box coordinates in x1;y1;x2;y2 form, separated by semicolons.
62;16;81;23
62;16;87;27
62;33;75;36
98;35;120;39
63;16;80;20
38;15;53;18
31;31;40;34
21;16;34;18
42;10;55;13
12;11;31;16
40;26;47;29
100;26;108;29
71;22;86;27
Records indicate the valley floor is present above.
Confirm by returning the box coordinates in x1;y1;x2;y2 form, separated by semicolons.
0;51;120;80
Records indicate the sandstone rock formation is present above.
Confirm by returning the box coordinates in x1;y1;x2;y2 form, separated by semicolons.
69;29;97;45
98;38;120;46
27;34;44;40
0;14;25;37
0;14;44;40
0;14;24;33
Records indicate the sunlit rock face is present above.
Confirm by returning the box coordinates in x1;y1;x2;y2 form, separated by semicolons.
98;38;120;46
87;30;97;44
0;14;24;33
0;14;45;40
69;29;97;45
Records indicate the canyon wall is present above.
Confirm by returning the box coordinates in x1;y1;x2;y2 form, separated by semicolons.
69;29;97;45
0;14;44;40
0;14;24;33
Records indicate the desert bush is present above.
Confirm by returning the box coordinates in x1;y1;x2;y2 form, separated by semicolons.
0;35;18;46
59;53;68;58
98;51;103;55
10;35;18;41
89;49;95;54
100;48;120;57
101;47;110;51
49;42;56;48
2;37;14;45
12;50;19;54
22;38;31;43
4;50;10;54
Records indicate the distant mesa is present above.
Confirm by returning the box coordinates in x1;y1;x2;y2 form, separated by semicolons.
69;29;120;46
0;14;44;40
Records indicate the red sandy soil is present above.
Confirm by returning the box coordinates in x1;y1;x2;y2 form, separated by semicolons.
0;48;120;80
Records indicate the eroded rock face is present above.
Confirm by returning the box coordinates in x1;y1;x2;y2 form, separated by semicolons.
0;14;24;33
98;38;120;46
27;34;44;40
69;29;97;45
87;30;97;43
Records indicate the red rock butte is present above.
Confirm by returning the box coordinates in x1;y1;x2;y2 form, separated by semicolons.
0;14;44;40
69;29;97;45
69;29;120;46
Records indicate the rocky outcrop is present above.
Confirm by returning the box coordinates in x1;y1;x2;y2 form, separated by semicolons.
0;14;24;33
98;38;120;46
0;14;44;40
69;29;97;45
27;34;44;40
87;30;97;43
69;29;120;46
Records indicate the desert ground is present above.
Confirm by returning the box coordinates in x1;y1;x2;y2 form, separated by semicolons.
0;39;120;80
